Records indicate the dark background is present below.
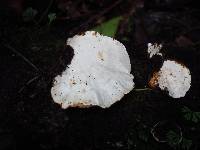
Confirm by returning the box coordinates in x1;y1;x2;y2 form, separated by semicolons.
0;0;200;149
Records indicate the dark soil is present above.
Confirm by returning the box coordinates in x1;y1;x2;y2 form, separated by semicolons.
0;0;200;150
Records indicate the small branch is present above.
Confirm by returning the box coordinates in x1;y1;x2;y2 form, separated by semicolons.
151;121;167;143
18;75;40;93
117;0;144;36
70;0;123;34
133;88;152;91
151;121;183;143
3;43;39;72
38;0;54;24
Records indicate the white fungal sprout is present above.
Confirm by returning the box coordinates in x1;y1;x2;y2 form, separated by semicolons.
147;43;163;58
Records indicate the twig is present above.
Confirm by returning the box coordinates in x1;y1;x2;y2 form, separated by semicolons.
151;120;183;143
38;0;54;24
133;88;152;91
118;0;144;36
151;121;167;143
3;43;39;72
18;75;40;93
70;0;123;34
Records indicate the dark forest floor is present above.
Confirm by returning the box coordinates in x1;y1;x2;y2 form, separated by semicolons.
0;0;200;150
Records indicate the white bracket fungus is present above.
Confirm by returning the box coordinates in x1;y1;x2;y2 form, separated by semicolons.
147;43;163;58
149;60;191;98
51;31;134;108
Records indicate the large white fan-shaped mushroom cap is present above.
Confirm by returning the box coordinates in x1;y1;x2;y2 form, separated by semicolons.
158;60;191;98
51;31;134;108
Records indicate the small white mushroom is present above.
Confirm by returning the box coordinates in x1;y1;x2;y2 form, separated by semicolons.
51;31;134;108
147;43;163;58
149;60;191;98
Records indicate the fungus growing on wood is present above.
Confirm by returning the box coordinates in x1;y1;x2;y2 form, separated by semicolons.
51;31;134;108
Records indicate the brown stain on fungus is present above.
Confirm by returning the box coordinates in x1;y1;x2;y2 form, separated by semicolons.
167;59;187;68
92;31;98;36
78;32;86;36
69;79;76;87
149;72;159;88
69;102;92;108
97;51;104;61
